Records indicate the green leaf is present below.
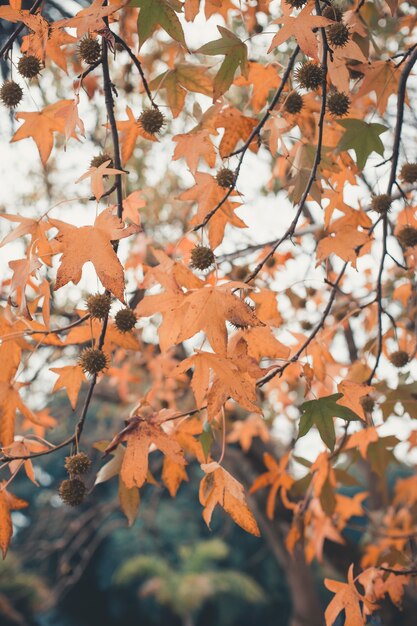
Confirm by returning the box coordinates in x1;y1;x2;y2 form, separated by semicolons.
336;119;388;170
130;0;186;49
298;393;361;451
196;26;248;100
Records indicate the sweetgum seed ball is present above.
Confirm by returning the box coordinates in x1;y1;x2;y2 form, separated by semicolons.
86;293;111;320
90;153;113;169
389;350;409;368
284;91;304;114
216;167;235;188
327;22;350;48
397;225;417;248
115;308;137;333
285;0;307;7
295;62;324;90
190;246;216;271
17;55;42;78
139;108;165;135
65;452;91;476
78;348;108;375
371;194;392;214
58;478;87;506
0;81;23;108
400;163;417;184
78;36;101;64
327;90;350;117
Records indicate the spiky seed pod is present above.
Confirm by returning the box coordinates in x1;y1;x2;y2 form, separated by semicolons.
65;452;91;476
78;36;101;64
190;245;216;271
17;55;42;78
400;162;417;184
266;256;276;268
295;62;324;90
322;5;343;21
285;0;307;8
0;81;23;108
216;167;235;188
370;194;392;214
301;320;313;330
397;225;417;248
327;22;350;48
360;395;375;413
284;90;304;114
86;293;111;320
78;347;108;375
59;478;87;506
389;350;409;368
138;108;165;135
327;90;350;117
90;153;113;169
115;308;137;333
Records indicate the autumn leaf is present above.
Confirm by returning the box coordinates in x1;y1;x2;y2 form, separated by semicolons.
199;461;260;536
250;453;294;519
131;0;187;49
49;208;140;301
114;106;158;164
0;484;28;558
268;4;332;59
55;0;123;37
0;213;53;264
50;365;86;410
11;100;78;165
197;26;248;101
298;393;361;451
172;130;216;174
76;160;125;201
235;61;281;113
149;64;212;117
337;119;388;170
316;225;371;268
137;282;263;355
324;565;365;626
106;416;186;489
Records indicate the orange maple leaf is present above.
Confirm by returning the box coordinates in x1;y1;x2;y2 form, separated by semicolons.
114;106;158;164
11;100;79;165
268;3;332;59
54;0;123;37
250;452;294;518
76;159;125;201
180;172;247;249
49;208;140;301
324;565;365;626
106;416;186;489
199;461;260;536
138;281;263;355
0;484;28;558
172;130;216;174
50;365;86;410
227;414;270;452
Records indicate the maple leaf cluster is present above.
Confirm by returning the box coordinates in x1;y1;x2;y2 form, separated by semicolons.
1;0;417;623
